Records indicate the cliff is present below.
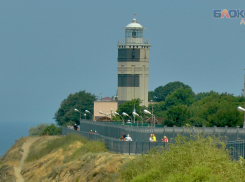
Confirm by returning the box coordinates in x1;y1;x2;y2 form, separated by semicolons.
0;134;133;182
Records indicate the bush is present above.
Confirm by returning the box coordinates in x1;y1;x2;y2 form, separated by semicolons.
120;133;245;181
29;123;49;136
40;124;62;136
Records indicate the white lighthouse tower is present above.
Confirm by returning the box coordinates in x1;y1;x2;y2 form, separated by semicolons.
117;16;151;107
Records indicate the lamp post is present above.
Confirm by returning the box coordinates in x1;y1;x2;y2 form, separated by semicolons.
114;112;124;125
132;111;143;127
74;108;81;122
238;106;245;128
122;112;132;126
144;109;156;127
85;110;92;120
99;111;108;122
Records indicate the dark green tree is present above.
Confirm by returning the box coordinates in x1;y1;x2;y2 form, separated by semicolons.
194;91;215;102
153;81;192;102
164;104;192;126
164;87;195;109
54;90;96;126
116;99;144;121
190;92;245;127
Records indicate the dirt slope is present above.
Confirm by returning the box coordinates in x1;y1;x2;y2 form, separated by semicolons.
1;136;133;182
14;137;38;182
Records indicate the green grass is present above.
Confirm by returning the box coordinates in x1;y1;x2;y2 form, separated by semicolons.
120;133;245;182
25;133;107;163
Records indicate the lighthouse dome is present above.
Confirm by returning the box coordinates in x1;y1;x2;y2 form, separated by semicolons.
125;18;143;29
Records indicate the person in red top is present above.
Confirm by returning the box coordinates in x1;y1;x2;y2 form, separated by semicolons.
161;136;168;143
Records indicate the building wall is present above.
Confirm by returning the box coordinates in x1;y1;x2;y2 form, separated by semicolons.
93;101;118;121
117;47;150;107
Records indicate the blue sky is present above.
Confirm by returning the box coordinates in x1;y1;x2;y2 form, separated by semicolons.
0;1;244;124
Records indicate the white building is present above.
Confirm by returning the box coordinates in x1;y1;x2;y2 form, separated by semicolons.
117;17;152;107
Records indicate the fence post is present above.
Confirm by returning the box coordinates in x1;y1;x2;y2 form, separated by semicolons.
129;141;130;155
237;126;240;140
164;125;167;138
173;125;176;139
225;125;228;138
142;140;144;155
136;140;137;155
213;126;217;136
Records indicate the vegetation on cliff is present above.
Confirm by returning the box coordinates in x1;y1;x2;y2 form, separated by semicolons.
21;133;132;182
120;134;245;182
54;90;96;126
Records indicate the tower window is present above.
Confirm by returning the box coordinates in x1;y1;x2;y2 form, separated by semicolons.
132;31;136;38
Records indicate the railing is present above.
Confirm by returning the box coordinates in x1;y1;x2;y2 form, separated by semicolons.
62;127;245;160
79;120;245;142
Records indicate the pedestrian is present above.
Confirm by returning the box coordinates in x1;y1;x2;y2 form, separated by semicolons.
152;134;156;142
119;132;126;141
161;136;168;143
90;130;93;134
125;134;132;141
149;134;153;142
94;130;98;134
74;124;78;130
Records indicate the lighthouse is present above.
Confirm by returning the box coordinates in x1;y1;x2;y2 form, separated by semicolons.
117;17;151;107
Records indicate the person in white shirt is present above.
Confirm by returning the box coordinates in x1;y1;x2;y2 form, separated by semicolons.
125;134;132;141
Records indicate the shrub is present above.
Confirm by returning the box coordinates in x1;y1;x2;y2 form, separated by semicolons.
40;124;62;136
120;133;245;181
29;123;49;136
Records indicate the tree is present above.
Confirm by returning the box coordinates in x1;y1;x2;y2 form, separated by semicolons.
164;104;191;126
152;81;192;102
164;87;195;109
194;91;215;102
54;90;96;126
116;99;144;121
190;92;245;127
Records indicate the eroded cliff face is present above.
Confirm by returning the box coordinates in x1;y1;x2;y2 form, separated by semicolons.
0;137;26;182
0;136;133;182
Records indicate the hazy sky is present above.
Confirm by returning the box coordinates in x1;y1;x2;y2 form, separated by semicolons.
0;1;244;124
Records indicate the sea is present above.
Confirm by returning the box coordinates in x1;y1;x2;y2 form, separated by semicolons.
0;121;51;157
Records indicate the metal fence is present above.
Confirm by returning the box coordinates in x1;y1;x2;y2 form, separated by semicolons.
62;127;245;160
79;120;245;142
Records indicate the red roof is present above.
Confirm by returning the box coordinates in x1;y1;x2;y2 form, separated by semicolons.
102;97;113;101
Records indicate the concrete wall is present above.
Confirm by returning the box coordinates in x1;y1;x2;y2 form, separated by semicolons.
117;47;150;107
93;101;118;121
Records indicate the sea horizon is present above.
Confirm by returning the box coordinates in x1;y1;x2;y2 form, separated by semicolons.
0;121;53;157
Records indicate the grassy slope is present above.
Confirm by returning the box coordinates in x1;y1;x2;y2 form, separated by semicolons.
0;137;27;182
21;133;133;182
120;134;245;182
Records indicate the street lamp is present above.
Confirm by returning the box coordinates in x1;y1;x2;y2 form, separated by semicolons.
85;110;92;120
144;109;156;127
122;112;132;126
74;108;81;122
114;112;124;125
99;111;108;122
237;106;245;128
85;110;91;114
132;111;143;127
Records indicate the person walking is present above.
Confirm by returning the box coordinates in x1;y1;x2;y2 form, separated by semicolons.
161;136;168;143
149;134;153;142
152;134;156;142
